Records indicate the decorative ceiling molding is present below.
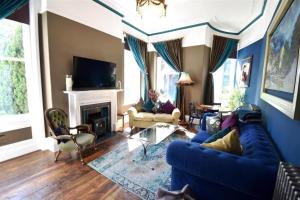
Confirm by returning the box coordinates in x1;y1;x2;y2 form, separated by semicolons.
93;0;269;37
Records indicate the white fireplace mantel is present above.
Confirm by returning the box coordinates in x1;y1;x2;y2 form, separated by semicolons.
64;89;122;131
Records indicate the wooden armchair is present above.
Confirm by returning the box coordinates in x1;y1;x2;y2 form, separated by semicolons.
45;108;96;165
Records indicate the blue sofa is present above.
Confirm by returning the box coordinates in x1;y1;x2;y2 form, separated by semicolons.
166;121;280;200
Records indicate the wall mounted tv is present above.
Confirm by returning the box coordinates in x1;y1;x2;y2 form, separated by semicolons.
72;56;116;90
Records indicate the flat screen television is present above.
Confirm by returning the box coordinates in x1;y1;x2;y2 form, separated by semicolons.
72;56;116;90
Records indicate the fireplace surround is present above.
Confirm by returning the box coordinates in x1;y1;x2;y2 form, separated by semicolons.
64;89;121;135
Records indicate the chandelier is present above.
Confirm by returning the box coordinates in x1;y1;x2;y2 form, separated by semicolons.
136;0;167;18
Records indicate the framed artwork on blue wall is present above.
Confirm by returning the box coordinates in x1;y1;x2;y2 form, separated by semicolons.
261;0;300;120
239;56;252;88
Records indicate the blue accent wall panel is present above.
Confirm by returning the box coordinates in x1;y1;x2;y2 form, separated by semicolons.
238;39;263;104
238;37;300;166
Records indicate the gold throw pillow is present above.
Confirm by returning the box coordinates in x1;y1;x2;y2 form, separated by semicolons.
201;129;243;155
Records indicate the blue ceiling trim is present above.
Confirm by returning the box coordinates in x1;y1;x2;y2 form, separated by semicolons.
93;0;124;17
149;22;239;36
237;0;268;34
93;0;269;37
122;20;149;36
149;22;208;36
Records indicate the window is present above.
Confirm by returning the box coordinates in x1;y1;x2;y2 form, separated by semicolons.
0;19;29;116
156;56;179;103
213;59;237;106
0;19;31;133
124;49;141;105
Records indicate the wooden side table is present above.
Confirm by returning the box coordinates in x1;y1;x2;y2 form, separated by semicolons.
117;112;128;132
195;104;232;120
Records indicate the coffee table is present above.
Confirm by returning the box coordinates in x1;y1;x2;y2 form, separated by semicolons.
130;123;179;155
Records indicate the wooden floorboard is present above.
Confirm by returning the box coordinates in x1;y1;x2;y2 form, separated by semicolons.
0;132;140;200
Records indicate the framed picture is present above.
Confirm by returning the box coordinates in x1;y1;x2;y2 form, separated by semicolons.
261;0;300;120
239;56;252;88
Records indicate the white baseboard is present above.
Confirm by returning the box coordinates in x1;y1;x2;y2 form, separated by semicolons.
0;137;59;162
0;139;39;162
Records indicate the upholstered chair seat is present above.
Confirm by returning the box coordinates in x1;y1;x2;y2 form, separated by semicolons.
45;108;96;164
58;133;95;152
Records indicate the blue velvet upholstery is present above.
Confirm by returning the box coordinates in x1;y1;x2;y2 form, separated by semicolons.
167;122;280;200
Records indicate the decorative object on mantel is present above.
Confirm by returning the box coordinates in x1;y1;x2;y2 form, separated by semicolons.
261;0;300;120
117;80;122;89
65;74;73;91
238;56;252;88
136;0;167;18
273;162;300;200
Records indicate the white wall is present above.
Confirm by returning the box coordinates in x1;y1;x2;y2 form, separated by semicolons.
44;0;123;39
238;0;280;49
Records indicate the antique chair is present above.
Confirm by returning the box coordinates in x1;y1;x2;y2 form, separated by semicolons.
45;108;96;165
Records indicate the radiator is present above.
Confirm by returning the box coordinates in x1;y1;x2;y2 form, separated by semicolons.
273;162;300;200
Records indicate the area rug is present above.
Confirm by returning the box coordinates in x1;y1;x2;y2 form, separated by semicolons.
88;132;190;200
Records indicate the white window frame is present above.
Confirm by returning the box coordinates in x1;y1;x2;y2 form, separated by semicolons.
213;58;237;105
123;49;141;105
0;22;31;133
155;56;179;103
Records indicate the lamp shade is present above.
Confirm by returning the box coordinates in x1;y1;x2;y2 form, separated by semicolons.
177;72;194;85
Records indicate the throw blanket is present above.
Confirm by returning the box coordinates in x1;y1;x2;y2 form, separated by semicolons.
237;110;261;121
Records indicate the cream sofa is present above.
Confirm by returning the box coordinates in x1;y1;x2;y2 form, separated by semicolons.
128;107;181;128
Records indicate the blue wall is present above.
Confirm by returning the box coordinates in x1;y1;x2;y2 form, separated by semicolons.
238;37;300;166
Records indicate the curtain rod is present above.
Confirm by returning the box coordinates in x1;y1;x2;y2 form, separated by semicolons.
151;37;184;44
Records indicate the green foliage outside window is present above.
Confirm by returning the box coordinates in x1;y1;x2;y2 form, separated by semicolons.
0;20;28;115
229;88;245;110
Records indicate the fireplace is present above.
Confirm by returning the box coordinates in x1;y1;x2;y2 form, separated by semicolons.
80;102;111;137
64;89;121;137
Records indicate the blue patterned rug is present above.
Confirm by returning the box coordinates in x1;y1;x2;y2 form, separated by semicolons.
88;132;190;200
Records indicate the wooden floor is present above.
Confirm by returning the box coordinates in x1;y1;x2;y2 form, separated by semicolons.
0;132;141;200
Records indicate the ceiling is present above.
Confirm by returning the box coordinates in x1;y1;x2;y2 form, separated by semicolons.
100;0;266;35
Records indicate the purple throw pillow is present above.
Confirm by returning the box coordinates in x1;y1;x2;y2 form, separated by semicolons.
221;112;238;130
161;100;176;114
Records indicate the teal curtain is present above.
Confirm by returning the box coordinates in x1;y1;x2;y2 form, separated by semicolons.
153;39;183;115
127;35;149;101
153;42;180;72
213;39;238;72
204;36;238;104
0;0;29;20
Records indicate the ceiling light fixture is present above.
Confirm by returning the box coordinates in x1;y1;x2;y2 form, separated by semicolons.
136;0;167;18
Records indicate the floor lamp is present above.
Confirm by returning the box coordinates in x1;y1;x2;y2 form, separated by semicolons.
177;72;194;123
